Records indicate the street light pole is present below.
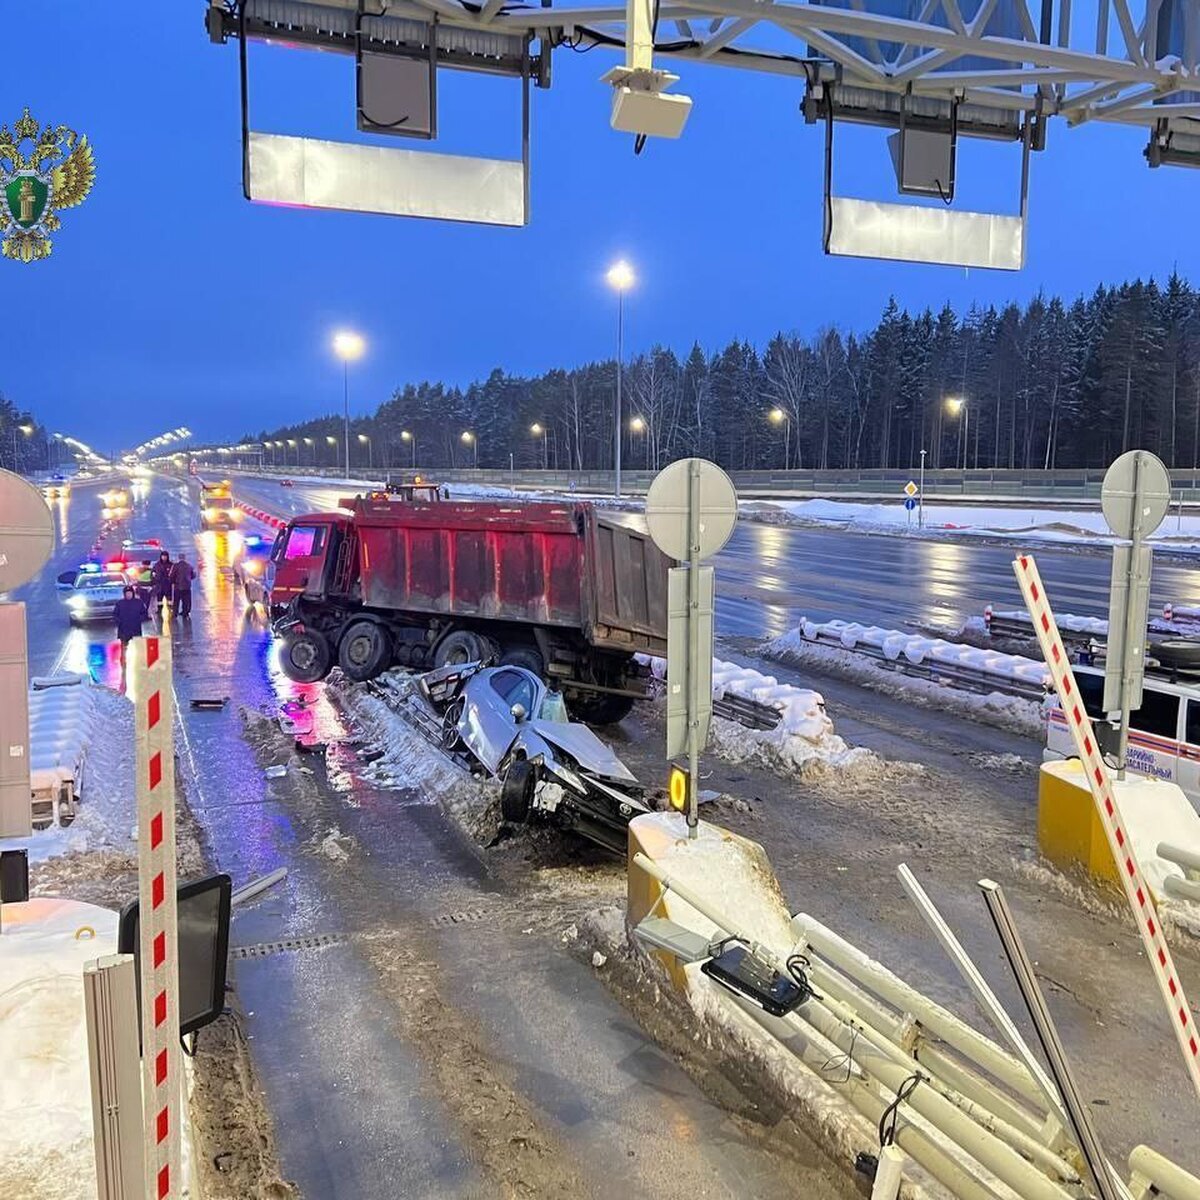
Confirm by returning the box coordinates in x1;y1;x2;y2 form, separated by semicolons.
919;448;926;529
332;329;365;481
606;260;635;498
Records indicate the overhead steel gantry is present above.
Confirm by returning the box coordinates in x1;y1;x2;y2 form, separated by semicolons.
207;0;1200;266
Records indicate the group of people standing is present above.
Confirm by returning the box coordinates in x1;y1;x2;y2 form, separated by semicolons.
113;549;197;660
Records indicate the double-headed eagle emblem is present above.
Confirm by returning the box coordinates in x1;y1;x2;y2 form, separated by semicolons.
0;108;95;262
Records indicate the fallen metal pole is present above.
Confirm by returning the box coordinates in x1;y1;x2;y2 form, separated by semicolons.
896;863;1070;1133
979;879;1129;1200
231;867;288;908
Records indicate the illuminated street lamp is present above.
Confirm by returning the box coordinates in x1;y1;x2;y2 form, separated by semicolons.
303;436;315;465
945;396;968;469
629;415;650;469
401;430;416;469
461;430;477;470
332;329;366;479
768;407;791;470
530;422;548;469
605;259;635;497
286;438;298;466
357;432;373;470
326;434;338;467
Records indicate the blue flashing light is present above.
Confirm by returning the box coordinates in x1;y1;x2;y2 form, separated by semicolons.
79;562;101;573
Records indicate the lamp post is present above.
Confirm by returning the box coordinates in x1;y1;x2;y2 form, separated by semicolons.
461;430;477;469
945;396;968;470
919;448;926;529
629;415;649;469
530;422;548;469
606;260;634;497
767;407;790;470
287;438;298;466
332;330;365;480
12;422;33;471
326;435;338;467
358;433;373;470
303;436;315;465
401;430;416;469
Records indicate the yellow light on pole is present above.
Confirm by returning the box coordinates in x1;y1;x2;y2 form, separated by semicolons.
668;765;688;812
767;407;790;468
606;260;635;499
530;422;547;469
357;432;373;470
332;330;366;479
461;430;477;469
945;396;969;469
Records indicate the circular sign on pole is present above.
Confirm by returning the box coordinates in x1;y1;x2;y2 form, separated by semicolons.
1101;450;1171;540
904;497;918;512
645;458;738;562
0;469;54;592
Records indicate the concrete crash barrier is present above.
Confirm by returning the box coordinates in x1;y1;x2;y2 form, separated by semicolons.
1038;759;1200;903
625;811;1192;1200
233;499;286;530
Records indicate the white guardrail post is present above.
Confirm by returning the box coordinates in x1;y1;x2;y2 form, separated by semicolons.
132;634;182;1199
1013;554;1200;1101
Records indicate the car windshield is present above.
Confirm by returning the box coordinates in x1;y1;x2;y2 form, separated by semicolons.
79;574;126;589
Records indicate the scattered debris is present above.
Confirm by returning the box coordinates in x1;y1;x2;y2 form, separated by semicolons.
264;764;287;779
189;697;228;711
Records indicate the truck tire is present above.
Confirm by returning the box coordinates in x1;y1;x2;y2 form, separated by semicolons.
499;646;545;676
338;620;392;683
571;693;635;725
282;631;333;684
1151;639;1200;670
433;630;488;668
501;759;536;823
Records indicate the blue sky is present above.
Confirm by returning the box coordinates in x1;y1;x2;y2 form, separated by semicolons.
6;2;1199;453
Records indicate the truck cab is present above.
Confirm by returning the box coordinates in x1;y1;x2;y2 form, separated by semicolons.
270;515;347;606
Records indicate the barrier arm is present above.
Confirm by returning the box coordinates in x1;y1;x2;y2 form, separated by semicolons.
1013;553;1200;1101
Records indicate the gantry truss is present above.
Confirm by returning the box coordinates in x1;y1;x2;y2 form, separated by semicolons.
214;0;1200;146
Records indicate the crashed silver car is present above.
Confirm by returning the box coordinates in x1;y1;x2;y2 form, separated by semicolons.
420;663;650;853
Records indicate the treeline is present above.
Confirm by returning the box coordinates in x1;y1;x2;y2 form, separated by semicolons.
0;394;52;473
252;274;1200;473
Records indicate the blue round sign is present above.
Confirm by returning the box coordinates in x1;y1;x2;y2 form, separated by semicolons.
904;497;918;511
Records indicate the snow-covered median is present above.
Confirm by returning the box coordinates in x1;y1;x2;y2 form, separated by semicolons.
642;654;876;777
763;624;1047;739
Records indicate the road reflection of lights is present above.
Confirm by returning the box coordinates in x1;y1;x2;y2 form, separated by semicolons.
52;496;69;544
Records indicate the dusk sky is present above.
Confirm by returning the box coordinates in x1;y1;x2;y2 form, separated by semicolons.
7;2;1200;453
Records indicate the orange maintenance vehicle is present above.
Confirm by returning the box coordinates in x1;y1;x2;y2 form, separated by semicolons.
270;490;670;723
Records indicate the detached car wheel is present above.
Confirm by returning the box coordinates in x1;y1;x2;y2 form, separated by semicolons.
282;630;333;684
501;759;536;824
338;620;392;683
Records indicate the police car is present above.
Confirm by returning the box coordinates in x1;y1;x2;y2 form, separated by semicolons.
56;564;133;625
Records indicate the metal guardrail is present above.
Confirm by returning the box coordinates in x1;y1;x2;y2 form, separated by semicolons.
796;624;1049;703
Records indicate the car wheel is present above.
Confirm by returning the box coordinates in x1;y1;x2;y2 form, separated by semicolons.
570;693;635;725
1151;639;1200;670
499;645;545;676
440;698;465;751
433;630;488;669
501;759;536;823
281;631;333;684
337;620;392;683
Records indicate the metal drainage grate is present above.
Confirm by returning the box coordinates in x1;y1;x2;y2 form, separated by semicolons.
432;907;503;927
231;932;347;959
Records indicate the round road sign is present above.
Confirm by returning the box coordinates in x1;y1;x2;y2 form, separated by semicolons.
904;497;917;511
1101;450;1171;540
0;469;54;592
645;458;738;562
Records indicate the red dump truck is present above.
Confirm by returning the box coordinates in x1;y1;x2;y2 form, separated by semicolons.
270;492;670;723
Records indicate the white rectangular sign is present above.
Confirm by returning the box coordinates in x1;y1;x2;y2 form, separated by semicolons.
247;132;527;227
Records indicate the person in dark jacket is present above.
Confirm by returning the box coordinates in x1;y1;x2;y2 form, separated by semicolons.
151;551;173;611
113;586;148;665
171;553;196;618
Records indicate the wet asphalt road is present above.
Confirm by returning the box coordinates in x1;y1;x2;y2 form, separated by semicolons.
226;473;1200;639
20;475;859;1199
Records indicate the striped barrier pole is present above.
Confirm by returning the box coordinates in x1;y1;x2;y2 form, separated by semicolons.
1013;553;1200;1101
131;635;182;1197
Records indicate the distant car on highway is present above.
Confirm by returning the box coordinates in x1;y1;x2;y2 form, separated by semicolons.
200;494;239;530
59;568;132;625
232;535;275;605
280;479;294;488
43;477;71;499
113;538;164;567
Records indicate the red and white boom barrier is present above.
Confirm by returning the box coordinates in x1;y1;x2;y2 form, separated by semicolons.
1013;554;1200;1101
132;635;182;1197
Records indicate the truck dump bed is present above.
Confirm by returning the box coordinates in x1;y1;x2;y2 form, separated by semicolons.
349;497;669;655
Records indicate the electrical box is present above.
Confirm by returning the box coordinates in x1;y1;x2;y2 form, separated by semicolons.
610;87;692;139
888;126;956;199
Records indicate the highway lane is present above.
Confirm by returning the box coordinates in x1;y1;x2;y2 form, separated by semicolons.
21;473;854;1200
226;473;1200;639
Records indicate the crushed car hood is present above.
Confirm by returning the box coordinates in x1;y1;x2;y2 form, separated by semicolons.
530;720;637;783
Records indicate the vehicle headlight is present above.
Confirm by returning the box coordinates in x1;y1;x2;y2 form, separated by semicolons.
67;595;87;610
244;560;261;576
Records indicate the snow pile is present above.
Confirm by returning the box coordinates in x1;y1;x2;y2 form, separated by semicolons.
987;608;1107;636
8;688;138;864
29;680;95;805
642;655;874;776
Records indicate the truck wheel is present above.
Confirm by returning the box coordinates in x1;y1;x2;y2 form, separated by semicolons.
1151;639;1200;670
500;646;545;676
571;694;635;725
338;620;392;683
501;760;536;823
433;630;488;668
282;631;332;684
